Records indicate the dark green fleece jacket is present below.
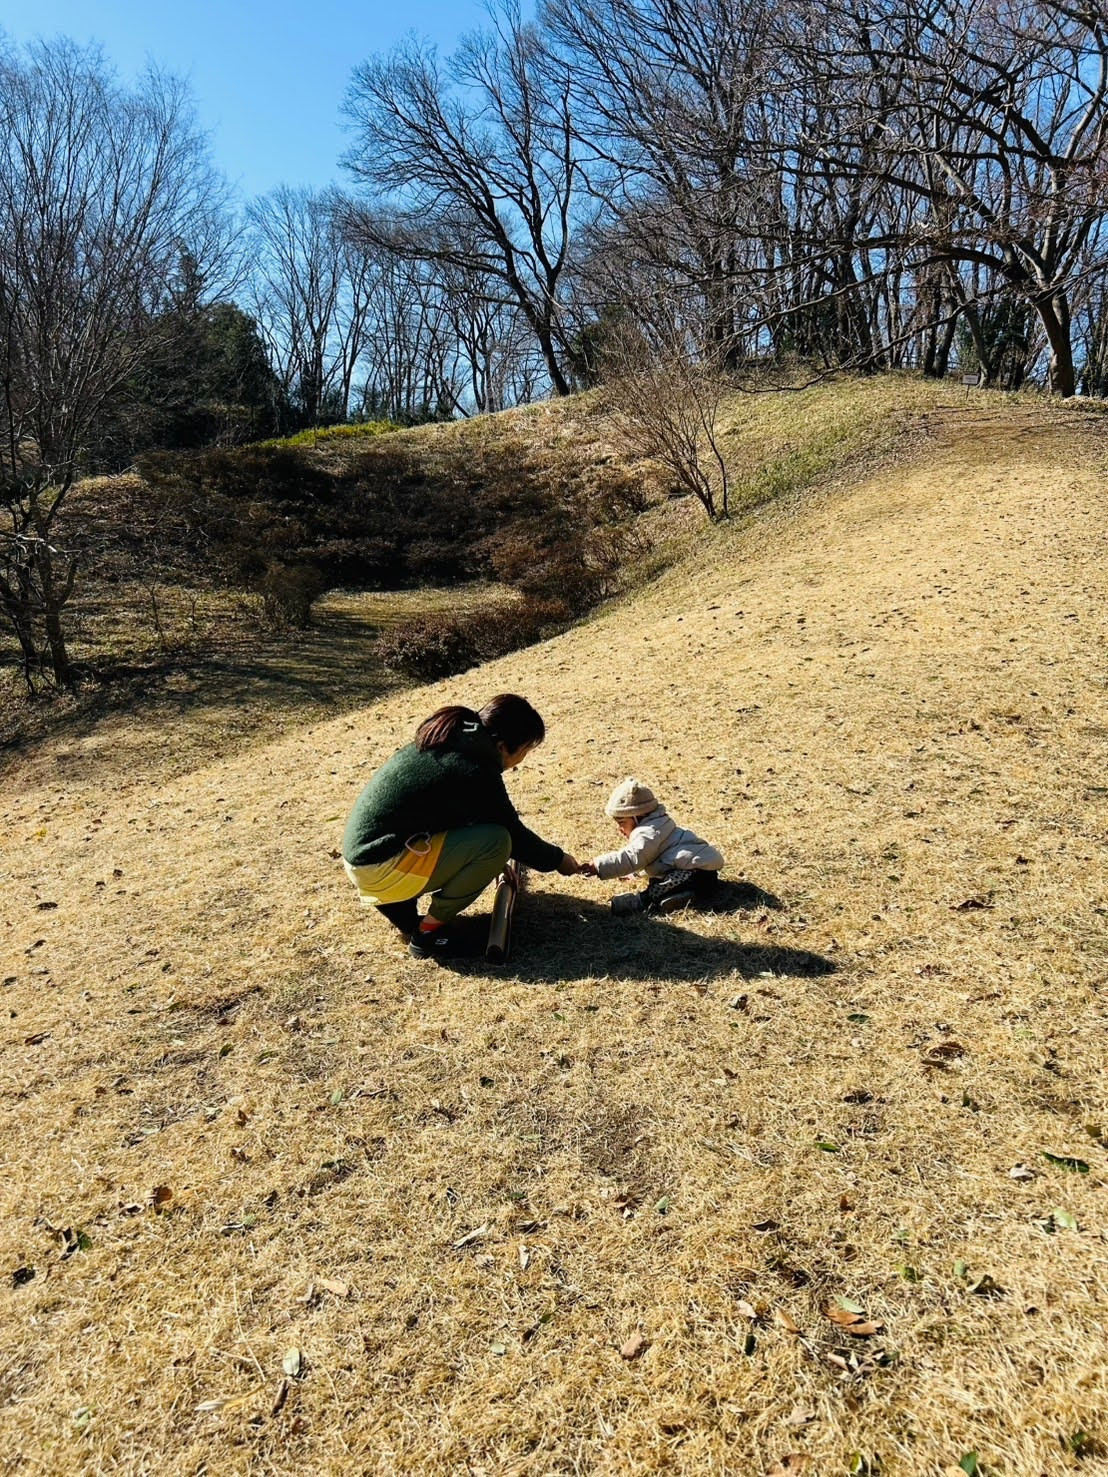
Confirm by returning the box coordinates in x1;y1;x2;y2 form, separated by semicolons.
342;722;564;872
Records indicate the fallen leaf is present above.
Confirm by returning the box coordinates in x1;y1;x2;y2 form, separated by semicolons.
967;1272;1002;1296
827;1305;864;1328
151;1185;173;1211
959;1454;979;1477
317;1277;349;1298
490;1341;507;1355
784;1405;816;1428
281;1348;301;1378
767;1455;811;1475
1008;1164;1035;1180
752;1218;780;1232
816;1140;840;1153
1043;1151;1090;1173
923;1041;967;1065
453;1224;491;1249
59;1228;92;1257
774;1309;802;1333
734;1299;759;1319
271;1379;289;1415
620;1331;647;1360
518;1244;530;1271
11;1266;35;1287
843;1320;883;1336
23;1032;50;1046
952;897;993;911
1051;1207;1079;1232
836;1297;866;1315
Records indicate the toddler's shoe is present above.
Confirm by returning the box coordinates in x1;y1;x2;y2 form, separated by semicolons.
657;888;697;915
611;892;644;916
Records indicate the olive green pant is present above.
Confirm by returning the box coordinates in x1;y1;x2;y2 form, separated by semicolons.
422;824;511;923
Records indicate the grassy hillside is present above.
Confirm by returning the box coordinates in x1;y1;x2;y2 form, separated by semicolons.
3;374;971;776
2;384;1108;1474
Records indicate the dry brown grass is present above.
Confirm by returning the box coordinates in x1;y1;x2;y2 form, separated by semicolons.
3;383;1108;1475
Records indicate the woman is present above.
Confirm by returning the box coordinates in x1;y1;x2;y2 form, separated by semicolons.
342;693;580;958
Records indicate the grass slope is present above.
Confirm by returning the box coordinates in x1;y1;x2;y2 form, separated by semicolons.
2;385;1108;1475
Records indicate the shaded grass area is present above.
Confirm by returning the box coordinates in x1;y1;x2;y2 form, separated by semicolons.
0;585;501;785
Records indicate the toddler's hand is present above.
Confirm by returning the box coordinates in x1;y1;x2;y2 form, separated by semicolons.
578;861;599;877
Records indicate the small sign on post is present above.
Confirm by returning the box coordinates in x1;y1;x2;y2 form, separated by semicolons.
961;371;982;388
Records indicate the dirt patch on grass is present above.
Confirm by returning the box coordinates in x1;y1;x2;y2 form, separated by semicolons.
2;390;1108;1474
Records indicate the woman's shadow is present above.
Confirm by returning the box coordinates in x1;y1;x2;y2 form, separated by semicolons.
441;880;835;984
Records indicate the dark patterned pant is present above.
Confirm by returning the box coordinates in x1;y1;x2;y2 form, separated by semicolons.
641;869;721;913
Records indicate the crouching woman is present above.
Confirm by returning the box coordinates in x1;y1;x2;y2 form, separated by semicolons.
342;693;579;958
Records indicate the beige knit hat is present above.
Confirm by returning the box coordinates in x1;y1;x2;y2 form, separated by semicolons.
605;777;658;819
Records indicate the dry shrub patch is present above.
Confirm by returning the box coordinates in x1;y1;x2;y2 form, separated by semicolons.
3;387;1108;1473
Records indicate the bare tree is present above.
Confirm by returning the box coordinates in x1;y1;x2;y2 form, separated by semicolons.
352;250;463;421
0;39;230;689
546;0;779;358
792;0;1108;395
248;187;377;424
601;300;731;521
343;1;579;395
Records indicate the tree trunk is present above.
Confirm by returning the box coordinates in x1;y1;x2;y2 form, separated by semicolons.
536;322;570;396
1037;292;1075;398
960;301;994;386
44;602;72;687
36;547;74;687
934;309;958;379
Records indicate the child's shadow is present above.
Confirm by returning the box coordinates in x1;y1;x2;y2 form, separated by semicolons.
442;887;833;985
705;878;786;914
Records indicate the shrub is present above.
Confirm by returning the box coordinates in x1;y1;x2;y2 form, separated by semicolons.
136;418;653;639
377;599;570;681
259;561;327;630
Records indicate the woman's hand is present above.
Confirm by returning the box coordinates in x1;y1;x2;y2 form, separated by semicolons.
557;852;581;876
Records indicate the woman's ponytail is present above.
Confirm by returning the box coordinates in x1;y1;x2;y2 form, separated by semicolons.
415;694;545;754
415;705;481;752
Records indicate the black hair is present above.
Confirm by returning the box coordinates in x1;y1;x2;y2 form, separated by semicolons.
414;694;545;754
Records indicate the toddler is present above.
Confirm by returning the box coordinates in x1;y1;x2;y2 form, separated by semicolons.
583;778;724;915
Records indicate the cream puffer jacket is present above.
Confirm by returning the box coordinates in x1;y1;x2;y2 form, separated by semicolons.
593;804;724;880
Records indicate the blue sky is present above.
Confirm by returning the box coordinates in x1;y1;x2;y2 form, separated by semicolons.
1;0;495;200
